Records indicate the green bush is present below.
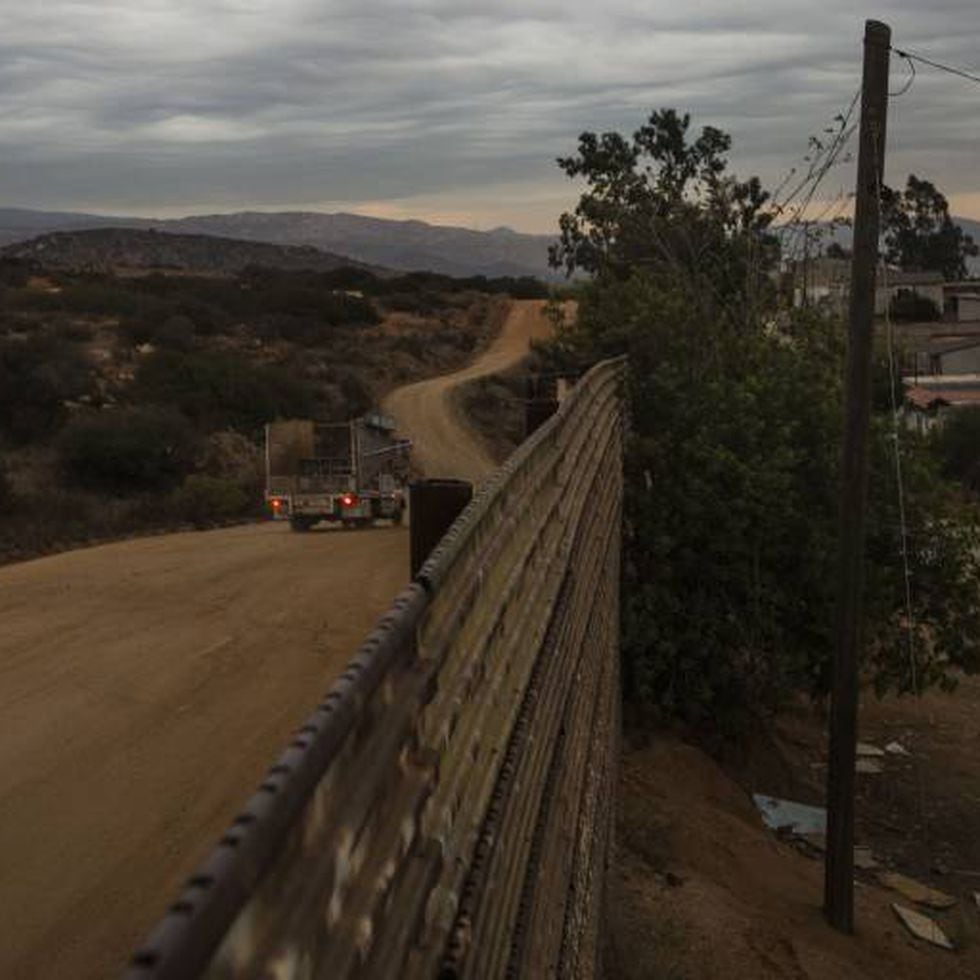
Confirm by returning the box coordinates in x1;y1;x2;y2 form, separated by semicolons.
0;258;34;288
171;475;250;526
131;350;316;433
888;289;941;322
0;333;93;443
124;313;197;349
933;406;980;492
57;406;199;493
0;457;14;509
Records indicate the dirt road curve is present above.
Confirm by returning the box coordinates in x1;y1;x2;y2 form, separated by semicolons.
0;298;550;979
384;299;553;482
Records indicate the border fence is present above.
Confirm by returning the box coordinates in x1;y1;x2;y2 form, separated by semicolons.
126;356;627;980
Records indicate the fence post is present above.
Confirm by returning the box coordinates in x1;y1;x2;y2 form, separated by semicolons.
410;479;474;578
525;375;560;438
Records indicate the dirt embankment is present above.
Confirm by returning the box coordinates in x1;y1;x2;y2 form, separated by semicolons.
0;297;551;980
608;678;980;979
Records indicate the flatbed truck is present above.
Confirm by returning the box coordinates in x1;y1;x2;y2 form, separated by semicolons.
265;414;410;531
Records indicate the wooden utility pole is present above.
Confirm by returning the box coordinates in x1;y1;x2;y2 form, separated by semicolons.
824;19;890;933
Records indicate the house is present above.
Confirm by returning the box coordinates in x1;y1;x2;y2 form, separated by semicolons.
874;270;945;317
787;261;950;320
941;281;980;322
904;376;980;434
788;256;850;312
910;337;980;378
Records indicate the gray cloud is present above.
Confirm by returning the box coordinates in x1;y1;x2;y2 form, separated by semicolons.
1;1;978;229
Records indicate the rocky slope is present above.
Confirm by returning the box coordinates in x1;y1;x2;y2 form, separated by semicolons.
2;227;381;276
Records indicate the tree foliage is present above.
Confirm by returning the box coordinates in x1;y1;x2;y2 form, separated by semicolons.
0;333;93;444
57;406;199;493
546;109;980;730
549;109;778;322
932;406;980;493
131;350;316;434
881;174;978;280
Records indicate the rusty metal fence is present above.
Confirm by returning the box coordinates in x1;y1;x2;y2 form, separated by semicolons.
126;356;626;980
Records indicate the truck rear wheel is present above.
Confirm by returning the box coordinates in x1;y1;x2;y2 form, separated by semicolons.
289;516;314;532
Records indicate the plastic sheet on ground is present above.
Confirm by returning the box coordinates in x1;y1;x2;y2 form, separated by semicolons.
752;795;826;835
891;903;955;950
879;871;957;910
856;758;883;774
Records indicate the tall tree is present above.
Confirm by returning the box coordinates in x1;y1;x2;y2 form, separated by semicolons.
544;111;980;730
549;109;778;323
881;174;978;279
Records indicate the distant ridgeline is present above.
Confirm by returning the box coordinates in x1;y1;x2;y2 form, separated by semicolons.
0;228;384;277
0;208;559;280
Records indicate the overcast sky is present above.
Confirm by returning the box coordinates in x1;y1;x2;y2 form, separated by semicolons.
2;1;978;232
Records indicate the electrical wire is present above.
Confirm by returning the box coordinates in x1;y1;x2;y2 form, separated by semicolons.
772;88;861;264
871;122;919;699
872;120;931;853
889;52;917;98
892;46;980;86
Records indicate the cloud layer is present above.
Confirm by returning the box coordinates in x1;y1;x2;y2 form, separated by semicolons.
2;1;978;230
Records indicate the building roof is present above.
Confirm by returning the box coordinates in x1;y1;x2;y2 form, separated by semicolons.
905;384;980;409
880;269;945;287
915;336;980;356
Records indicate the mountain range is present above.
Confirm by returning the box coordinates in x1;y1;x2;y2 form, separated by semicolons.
3;206;976;280
0;208;558;280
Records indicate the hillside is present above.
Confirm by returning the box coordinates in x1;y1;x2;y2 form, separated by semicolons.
2;227;383;277
0;208;558;279
0;257;535;563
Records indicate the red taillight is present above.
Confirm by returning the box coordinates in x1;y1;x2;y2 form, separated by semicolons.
271;499;281;510
341;493;357;508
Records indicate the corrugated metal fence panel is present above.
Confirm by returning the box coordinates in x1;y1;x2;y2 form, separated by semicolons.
125;356;625;980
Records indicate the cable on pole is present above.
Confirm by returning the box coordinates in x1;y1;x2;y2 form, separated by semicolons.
889;52;916;98
891;46;980;86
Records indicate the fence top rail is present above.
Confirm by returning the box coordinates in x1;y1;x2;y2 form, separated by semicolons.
416;355;626;594
124;354;626;980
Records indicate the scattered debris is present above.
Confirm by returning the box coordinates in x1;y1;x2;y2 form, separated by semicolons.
856;759;883;774
884;740;911;756
879;871;957;910
794;834;878;870
891;903;955;950
857;741;886;757
752;795;826;835
972;891;980;910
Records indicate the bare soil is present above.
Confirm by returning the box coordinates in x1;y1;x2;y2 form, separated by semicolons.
608;678;980;978
383;298;553;481
0;299;552;979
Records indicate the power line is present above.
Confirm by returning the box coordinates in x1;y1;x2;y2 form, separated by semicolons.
890;52;916;98
770;87;861;266
892;45;980;86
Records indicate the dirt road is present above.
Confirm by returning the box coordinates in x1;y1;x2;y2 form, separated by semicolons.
0;298;549;979
383;299;553;481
